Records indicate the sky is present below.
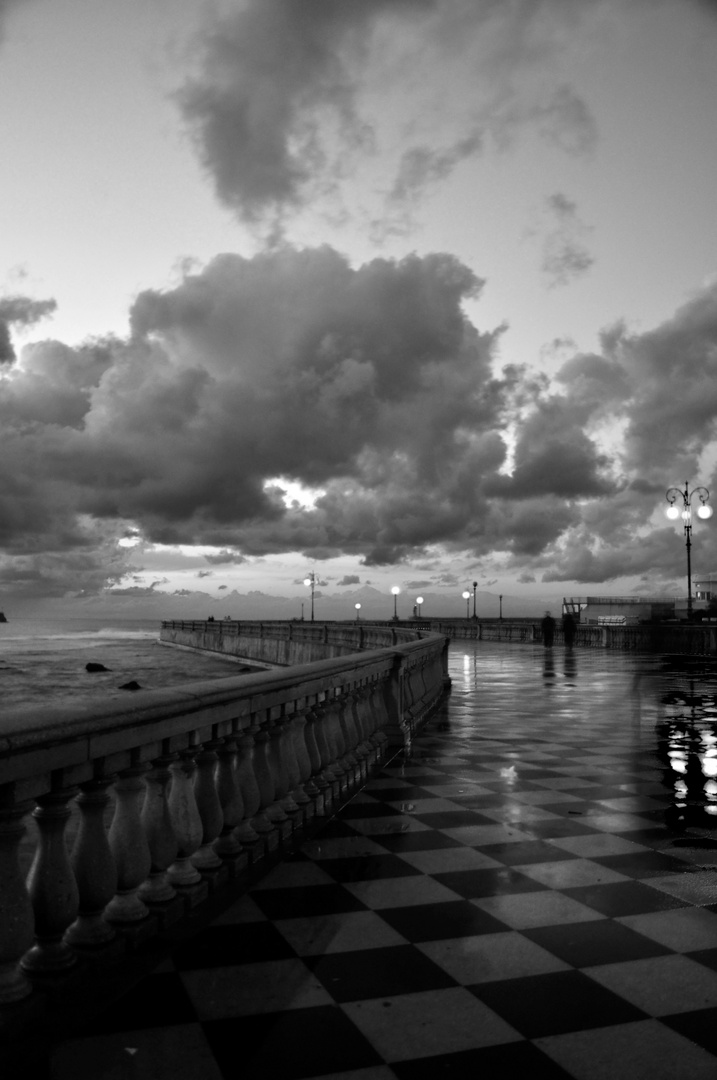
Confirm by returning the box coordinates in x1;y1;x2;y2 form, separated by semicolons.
2;0;717;621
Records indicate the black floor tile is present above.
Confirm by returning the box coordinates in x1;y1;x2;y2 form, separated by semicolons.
411;810;497;829
592;850;693;878
524;919;672;967
661;1007;717;1056
433;867;549;899
338;801;405;818
369;830;464;853
366;786;439;801
480;840;578;866
250;883;368;920
378;899;509;941
203;1005;382;1079
89;972;197;1033
392;1040;576;1079
316;853;423;882
563;881;689;917
304;944;457;1002
517;818;601;839
171;923;295;970
469;969;647;1039
685;947;717;973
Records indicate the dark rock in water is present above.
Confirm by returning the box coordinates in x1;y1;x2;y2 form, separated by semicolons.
86;662;111;673
118;680;142;691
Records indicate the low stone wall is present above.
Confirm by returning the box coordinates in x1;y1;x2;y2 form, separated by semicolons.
0;623;449;1049
385;618;717;655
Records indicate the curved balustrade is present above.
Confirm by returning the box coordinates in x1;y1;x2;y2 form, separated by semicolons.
0;625;449;1022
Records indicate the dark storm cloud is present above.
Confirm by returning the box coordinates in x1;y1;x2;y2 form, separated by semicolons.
4;248;717;596
337;575;361;586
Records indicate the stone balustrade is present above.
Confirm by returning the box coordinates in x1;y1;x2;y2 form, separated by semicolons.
0;625;449;1025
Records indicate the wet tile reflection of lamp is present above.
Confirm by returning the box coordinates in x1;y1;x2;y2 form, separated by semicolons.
666;482;713;620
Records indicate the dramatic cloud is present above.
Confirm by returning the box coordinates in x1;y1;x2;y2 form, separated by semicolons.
539;193;595;288
3;244;717;596
0;294;57;364
178;0;599;230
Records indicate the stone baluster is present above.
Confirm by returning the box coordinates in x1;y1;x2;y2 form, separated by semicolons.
249;719;281;834
167;747;204;887
336;691;361;785
235;728;262;844
105;766;152;923
302;705;328;813
321;695;348;795
347;691;372;780
0;791;35;1002
368;678;390;750
286;707;312;810
213;735;244;858
21;788;80;973
315;700;342;798
355;686;379;763
265;712;296;821
272;710;301;816
139;756;178;903
191;739;224;871
65;778;118;947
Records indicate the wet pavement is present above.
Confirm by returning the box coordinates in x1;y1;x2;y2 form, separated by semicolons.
47;641;717;1078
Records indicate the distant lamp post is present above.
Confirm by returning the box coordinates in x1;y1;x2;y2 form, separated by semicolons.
416;596;424;618
391;585;400;620
472;581;478;619
666;481;713;620
303;572;317;622
499;595;503;620
355;603;361;621
462;590;470;618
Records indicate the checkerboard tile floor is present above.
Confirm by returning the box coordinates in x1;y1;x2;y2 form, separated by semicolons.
50;644;717;1079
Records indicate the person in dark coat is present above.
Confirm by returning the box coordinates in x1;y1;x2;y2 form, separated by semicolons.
562;612;577;647
541;611;556;647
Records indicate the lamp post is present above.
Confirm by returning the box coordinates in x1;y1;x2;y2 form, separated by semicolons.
303;572;316;622
391;585;400;621
666;481;713;620
355;603;361;621
462;590;470;618
416;596;424;618
472;581;478;619
499;595;503;620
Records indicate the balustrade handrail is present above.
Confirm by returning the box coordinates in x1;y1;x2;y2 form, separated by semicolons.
0;623;450;1027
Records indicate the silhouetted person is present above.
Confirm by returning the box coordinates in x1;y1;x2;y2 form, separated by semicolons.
541;611;555;647
563;612;576;647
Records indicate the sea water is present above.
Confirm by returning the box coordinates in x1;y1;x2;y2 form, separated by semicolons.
0;615;251;712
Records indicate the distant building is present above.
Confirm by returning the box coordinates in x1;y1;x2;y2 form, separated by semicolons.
563;596;676;624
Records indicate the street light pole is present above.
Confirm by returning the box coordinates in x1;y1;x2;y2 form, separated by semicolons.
303;572;316;622
666;481;713;620
499;594;503;620
391;585;400;621
462;590;470;618
472;581;478;619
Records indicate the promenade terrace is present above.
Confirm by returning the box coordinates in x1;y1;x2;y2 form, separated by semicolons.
4;623;717;1077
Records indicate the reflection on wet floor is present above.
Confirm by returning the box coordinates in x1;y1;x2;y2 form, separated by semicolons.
49;641;717;1080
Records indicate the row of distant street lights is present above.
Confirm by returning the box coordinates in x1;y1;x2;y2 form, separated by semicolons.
302;575;505;622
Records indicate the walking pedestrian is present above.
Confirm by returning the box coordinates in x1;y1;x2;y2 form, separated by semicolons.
562;612;577;647
541;610;556;647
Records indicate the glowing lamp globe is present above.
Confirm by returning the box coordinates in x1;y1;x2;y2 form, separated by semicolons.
303;577;312;587
698;504;713;520
666;505;680;520
462;591;470;600
391;586;400;596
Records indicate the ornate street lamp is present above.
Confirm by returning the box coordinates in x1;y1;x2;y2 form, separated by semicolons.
666;481;713;620
472;581;478;619
303;572;317;622
391;585;400;621
355;603;361;621
462;590;470;618
416;596;424;618
499;594;503;620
